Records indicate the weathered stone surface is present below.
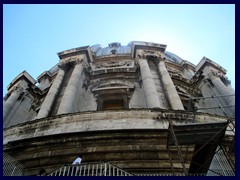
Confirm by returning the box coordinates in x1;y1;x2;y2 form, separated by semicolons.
57;63;83;115
36;68;65;119
138;59;162;108
4;109;228;145
3;41;235;176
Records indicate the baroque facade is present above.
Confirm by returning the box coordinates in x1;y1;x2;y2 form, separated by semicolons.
3;41;235;176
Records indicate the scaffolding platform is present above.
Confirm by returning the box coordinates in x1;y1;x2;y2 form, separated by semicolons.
167;121;228;146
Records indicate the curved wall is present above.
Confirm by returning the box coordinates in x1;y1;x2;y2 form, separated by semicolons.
3;41;235;175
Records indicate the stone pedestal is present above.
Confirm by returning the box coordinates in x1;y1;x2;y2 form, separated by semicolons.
138;59;162;108
157;60;184;110
36;68;65;119
57;63;83;115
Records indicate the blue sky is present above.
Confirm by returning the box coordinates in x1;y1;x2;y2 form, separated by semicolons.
3;4;235;96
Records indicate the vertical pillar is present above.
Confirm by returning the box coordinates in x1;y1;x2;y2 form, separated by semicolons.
138;59;162;108
36;68;65;119
210;75;235;112
3;87;23;120
57;63;83;115
157;60;184;110
227;84;235;93
183;67;195;79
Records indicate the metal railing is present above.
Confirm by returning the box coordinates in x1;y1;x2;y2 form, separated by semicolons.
48;162;134;176
3;152;25;176
137;173;206;176
47;161;209;176
207;146;235;176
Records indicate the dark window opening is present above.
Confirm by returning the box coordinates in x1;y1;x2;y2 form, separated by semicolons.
111;49;117;54
97;94;129;111
182;100;195;112
103;99;124;110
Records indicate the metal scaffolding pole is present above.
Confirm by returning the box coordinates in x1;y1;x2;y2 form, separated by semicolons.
168;117;188;176
167;145;175;175
176;92;235;176
196;105;235;110
207;85;234;116
191;122;229;158
186;94;235;100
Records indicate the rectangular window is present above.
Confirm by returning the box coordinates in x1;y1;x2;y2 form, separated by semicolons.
102;99;124;110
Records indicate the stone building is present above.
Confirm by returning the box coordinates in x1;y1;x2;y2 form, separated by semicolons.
3;41;235;176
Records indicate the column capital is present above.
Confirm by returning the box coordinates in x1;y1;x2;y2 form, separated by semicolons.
4;85;24;102
153;57;166;65
58;57;84;70
58;63;69;71
10;84;24;93
136;56;166;67
209;69;231;86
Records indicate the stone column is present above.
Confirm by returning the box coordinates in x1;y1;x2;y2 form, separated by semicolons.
3;87;23;120
157;60;184;110
210;74;235;108
36;68;65;119
57;63;83;115
138;59;162;108
183;67;195;79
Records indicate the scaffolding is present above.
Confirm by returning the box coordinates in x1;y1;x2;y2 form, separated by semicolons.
3;94;235;176
167;94;235;176
3;152;25;176
47;94;235;177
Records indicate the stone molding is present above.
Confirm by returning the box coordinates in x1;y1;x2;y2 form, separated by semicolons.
195;57;226;75
3;110;228;145
7;71;36;91
96;60;132;69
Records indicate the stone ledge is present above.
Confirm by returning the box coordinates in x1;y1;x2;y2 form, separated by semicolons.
3;110;228;145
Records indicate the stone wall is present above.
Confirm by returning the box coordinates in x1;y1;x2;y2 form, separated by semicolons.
3;41;235;176
3;41;235;128
3;109;228;175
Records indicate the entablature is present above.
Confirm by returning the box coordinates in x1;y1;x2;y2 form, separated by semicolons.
131;41;167;59
7;71;37;91
180;60;196;71
195;56;226;75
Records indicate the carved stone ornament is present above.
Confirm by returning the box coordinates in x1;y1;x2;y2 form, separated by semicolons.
59;56;84;70
166;67;179;75
136;49;162;59
96;61;132;69
62;56;83;65
209;69;231;86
